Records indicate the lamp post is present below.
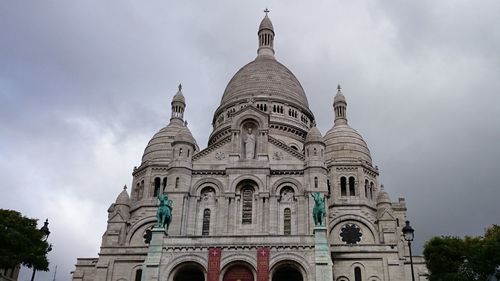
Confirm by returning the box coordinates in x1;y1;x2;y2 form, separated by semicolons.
402;220;415;281
31;219;51;281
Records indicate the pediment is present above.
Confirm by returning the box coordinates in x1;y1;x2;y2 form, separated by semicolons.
109;211;125;223
268;136;305;163
192;136;232;163
378;209;395;221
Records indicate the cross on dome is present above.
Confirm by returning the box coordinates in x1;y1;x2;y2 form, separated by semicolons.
264;8;270;15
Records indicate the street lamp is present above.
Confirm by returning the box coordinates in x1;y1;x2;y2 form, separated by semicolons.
31;219;51;281
402;220;415;281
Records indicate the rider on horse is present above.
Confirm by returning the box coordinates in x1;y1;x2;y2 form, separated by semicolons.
156;192;173;231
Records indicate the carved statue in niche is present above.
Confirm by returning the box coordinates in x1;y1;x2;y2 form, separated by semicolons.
280;187;295;203
244;127;256;159
201;187;215;201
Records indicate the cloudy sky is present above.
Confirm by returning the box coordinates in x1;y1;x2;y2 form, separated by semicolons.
1;1;499;280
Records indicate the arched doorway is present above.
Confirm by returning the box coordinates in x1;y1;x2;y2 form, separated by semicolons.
272;264;303;281
173;263;204;281
223;265;254;281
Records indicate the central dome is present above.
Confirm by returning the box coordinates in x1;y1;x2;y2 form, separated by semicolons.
220;55;310;108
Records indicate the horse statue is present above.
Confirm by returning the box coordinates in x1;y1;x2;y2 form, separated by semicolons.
311;192;326;226
156;192;172;232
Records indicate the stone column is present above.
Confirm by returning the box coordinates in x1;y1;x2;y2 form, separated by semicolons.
142;227;165;281
314;226;333;281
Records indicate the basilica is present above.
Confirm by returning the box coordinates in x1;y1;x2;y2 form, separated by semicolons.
72;13;428;281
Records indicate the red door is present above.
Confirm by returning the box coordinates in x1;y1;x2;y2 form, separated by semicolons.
223;266;254;281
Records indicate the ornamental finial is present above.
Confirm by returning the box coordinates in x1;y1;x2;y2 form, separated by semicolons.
264;8;270;15
178;83;182;91
337;84;342;91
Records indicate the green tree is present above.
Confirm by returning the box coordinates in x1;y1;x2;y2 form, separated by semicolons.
424;225;500;281
0;209;50;272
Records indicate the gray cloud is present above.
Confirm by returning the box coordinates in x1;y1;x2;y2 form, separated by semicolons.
1;1;499;280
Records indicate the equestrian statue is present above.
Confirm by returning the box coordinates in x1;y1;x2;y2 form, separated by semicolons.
311;192;326;226
156;192;173;233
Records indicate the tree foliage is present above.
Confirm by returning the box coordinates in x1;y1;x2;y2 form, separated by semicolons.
424;225;500;281
0;209;50;271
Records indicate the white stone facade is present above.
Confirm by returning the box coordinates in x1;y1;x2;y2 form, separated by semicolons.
72;14;428;281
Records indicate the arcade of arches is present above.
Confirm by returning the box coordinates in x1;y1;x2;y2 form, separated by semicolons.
171;261;303;281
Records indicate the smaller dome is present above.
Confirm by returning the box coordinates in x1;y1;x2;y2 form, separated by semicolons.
259;14;274;32
172;84;185;104
305;126;324;144
142;121;183;163
173;125;197;146
324;124;372;163
377;189;391;204
115;186;130;206
334;91;346;104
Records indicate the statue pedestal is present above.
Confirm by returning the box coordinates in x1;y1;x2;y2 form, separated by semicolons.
142;227;166;281
314;226;333;281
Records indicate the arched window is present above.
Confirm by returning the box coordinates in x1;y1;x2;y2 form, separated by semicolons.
354;267;362;281
349;177;356;196
314;177;318;188
327;179;331;196
202;209;210;236
370;182;374;200
154;177;161;197
162;177;167;192
135;269;142;281
313;148;317;156
179;148;183;156
364;180;368;198
242;187;253;224
175;177;180;189
284;208;291;235
136;182;141;200
340;177;347;196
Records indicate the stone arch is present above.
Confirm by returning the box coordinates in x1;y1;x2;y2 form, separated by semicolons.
367;276;381;281
231;107;269;130
220;253;257;273
270;255;309;281
350;262;366;281
127;217;156;245
271;178;303;195
328;214;379;244
220;260;256;281
231;175;264;193
271;262;304;281
165;259;206;281
336;276;349;281
130;264;143;281
192;178;223;196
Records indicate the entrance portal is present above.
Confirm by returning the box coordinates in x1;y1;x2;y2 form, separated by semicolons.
272;265;303;281
223;265;253;281
173;265;204;281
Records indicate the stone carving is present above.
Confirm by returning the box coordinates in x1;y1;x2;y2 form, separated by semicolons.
280;187;294;202
215;151;225;160
311;192;326;226
273;151;283;160
143;226;153;244
156;192;173;232
244;128;256;159
201;187;215;201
